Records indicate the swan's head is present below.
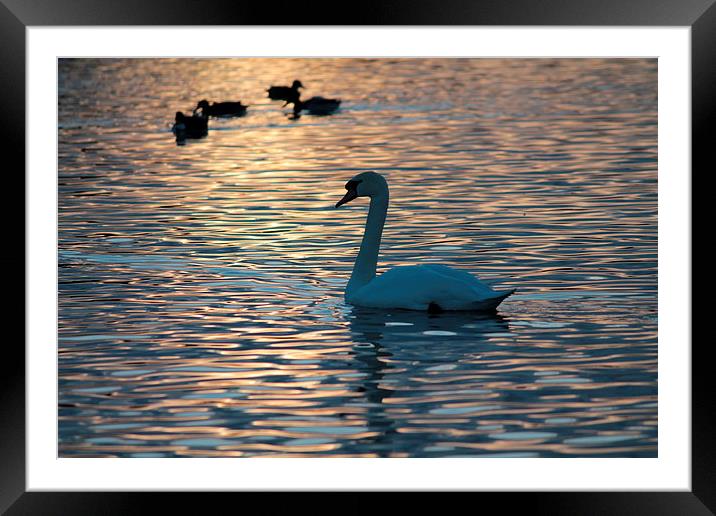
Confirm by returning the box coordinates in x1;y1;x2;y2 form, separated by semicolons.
335;171;388;208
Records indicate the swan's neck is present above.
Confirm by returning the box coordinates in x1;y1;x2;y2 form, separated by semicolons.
347;192;389;294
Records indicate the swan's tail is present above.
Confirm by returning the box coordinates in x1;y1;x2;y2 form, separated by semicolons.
471;288;516;312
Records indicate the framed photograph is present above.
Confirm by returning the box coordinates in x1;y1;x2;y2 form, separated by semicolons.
3;0;709;513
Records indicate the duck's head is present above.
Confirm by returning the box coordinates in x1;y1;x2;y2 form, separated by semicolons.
197;99;210;110
175;111;185;122
335;171;388;208
292;80;304;89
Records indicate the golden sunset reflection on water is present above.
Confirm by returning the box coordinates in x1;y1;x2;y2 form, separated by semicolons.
59;58;656;457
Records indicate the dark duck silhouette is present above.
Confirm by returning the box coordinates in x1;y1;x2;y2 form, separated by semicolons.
194;99;248;117
267;79;303;102
290;95;341;116
171;111;208;139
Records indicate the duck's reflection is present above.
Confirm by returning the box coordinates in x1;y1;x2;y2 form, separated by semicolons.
344;307;510;455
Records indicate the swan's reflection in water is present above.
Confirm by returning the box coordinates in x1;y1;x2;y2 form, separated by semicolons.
343;307;511;456
347;306;510;344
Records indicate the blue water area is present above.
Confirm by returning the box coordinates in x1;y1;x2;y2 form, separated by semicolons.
58;58;657;457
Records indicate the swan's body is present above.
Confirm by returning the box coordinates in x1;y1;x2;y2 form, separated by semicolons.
335;172;514;312
348;264;514;311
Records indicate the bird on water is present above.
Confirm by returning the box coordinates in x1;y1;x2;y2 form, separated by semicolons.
334;171;515;312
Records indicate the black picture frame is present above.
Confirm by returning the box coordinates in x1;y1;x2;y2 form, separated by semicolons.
2;0;709;513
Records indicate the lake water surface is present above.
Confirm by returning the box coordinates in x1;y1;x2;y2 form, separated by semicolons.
58;58;657;457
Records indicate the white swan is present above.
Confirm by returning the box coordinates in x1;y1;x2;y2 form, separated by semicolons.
335;171;515;312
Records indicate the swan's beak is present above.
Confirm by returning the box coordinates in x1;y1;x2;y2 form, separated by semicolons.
335;189;357;208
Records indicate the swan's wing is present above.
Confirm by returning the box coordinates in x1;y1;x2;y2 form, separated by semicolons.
350;265;512;311
417;264;494;290
417;265;516;309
